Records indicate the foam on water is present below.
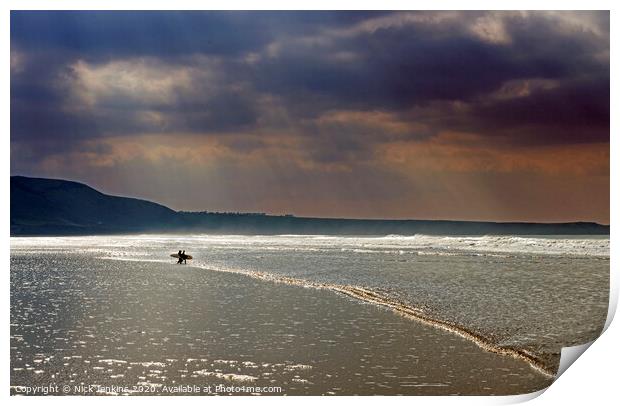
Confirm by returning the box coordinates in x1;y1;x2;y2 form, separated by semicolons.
10;233;610;257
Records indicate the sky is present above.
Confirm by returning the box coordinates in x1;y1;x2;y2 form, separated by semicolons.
10;11;610;223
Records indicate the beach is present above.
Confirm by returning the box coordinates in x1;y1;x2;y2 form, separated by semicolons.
10;246;559;395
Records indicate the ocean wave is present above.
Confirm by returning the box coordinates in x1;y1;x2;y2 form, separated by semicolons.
12;234;608;258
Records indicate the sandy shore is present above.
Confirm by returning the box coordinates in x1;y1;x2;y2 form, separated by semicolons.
11;252;553;395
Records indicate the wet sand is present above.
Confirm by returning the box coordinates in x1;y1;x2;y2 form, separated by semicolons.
10;252;553;395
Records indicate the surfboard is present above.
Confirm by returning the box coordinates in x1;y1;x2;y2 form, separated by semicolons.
171;253;193;260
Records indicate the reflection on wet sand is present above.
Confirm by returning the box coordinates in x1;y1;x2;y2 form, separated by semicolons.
11;251;553;395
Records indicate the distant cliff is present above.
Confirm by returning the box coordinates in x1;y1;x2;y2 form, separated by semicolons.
10;176;610;236
11;176;180;235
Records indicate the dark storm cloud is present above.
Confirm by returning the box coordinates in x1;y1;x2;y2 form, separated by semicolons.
171;91;260;132
10;12;270;59
12;11;609;146
470;76;610;144
10;11;386;60
251;11;608;111
253;30;519;109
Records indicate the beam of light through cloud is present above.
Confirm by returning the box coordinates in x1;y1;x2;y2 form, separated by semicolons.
10;11;610;223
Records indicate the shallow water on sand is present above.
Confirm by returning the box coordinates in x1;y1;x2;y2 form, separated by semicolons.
12;234;609;372
11;251;553;395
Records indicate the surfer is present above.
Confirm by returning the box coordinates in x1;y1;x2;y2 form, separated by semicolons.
172;250;191;264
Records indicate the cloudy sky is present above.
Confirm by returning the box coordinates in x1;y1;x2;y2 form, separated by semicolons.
10;11;609;223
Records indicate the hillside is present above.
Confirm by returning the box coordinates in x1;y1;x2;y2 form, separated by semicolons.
11;176;180;235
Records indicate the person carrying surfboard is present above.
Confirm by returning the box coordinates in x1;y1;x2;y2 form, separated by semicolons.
171;250;192;264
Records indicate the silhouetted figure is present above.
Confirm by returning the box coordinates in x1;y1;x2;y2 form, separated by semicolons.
177;250;183;264
182;250;187;264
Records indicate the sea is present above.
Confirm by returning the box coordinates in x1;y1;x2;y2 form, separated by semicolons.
10;234;609;395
